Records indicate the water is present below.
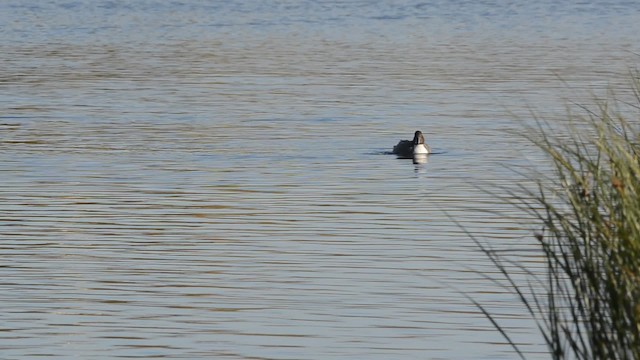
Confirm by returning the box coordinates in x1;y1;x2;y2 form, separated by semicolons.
1;1;639;359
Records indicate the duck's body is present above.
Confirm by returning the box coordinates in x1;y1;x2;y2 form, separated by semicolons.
392;130;431;158
392;139;415;158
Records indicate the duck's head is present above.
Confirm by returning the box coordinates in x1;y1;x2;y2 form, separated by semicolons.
413;130;425;145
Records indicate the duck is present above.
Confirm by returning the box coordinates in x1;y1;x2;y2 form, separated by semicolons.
392;130;431;158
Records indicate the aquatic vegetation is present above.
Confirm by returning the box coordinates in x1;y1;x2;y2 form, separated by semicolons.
474;71;640;359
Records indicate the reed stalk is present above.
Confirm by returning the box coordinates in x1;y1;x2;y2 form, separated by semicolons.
475;70;640;359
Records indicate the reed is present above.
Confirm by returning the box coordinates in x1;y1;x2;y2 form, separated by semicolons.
475;71;640;359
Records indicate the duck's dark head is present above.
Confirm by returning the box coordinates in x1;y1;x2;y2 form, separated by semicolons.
413;130;425;145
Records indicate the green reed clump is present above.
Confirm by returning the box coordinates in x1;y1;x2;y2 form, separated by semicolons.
476;72;640;360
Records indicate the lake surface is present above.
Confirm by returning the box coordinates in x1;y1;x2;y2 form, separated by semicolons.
1;1;639;359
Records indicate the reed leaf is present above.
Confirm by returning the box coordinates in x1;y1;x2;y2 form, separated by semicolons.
474;69;640;359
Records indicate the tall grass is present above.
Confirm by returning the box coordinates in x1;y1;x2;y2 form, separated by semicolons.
476;71;640;359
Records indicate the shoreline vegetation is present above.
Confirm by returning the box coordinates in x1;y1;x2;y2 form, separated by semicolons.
475;69;640;359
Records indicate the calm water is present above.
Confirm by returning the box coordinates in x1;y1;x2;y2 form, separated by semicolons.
1;1;639;359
